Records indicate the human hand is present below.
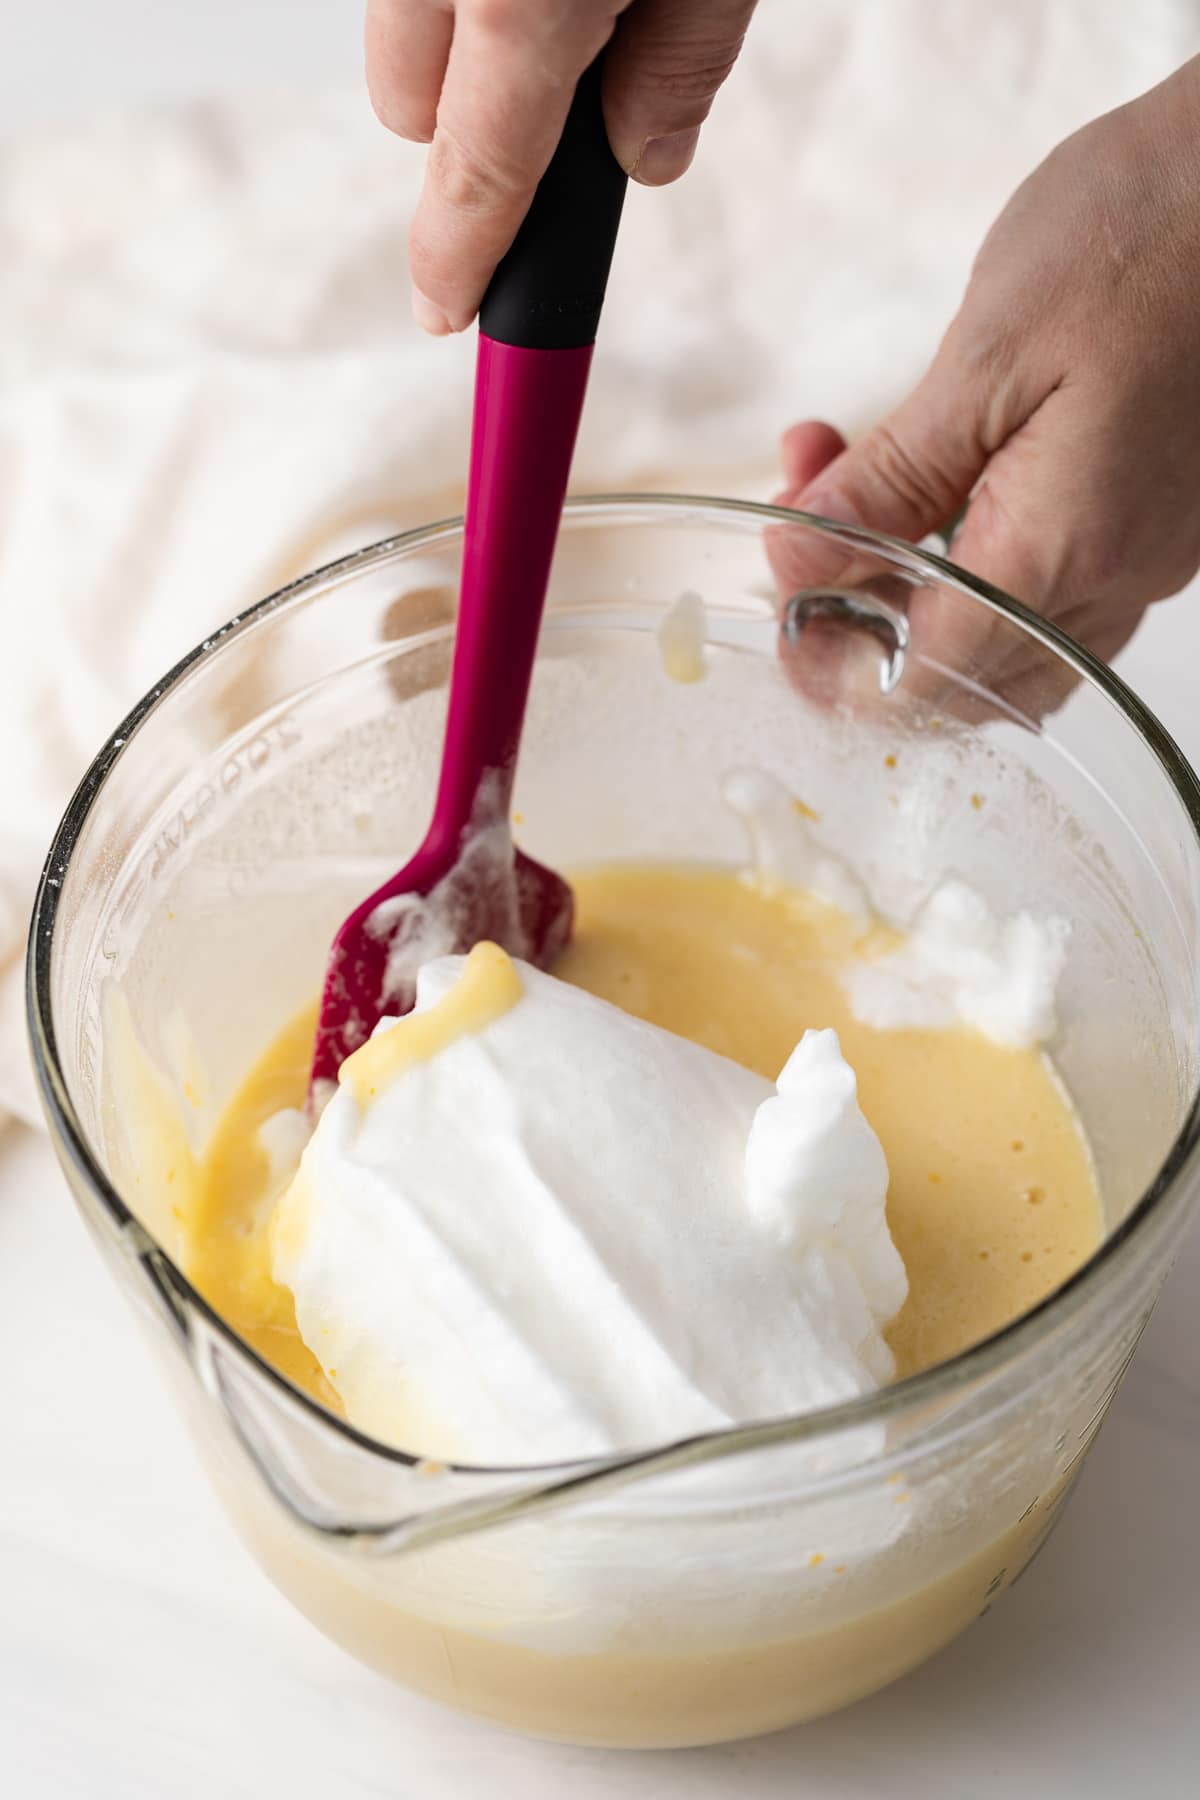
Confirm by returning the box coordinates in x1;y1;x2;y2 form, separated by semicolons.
366;0;758;334
773;56;1200;706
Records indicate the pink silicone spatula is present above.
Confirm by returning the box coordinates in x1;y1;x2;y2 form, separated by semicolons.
311;61;627;1091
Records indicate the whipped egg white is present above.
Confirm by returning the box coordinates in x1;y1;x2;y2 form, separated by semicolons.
722;767;1070;1051
270;946;906;1465
842;878;1069;1049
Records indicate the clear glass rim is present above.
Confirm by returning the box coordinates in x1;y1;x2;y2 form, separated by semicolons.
26;493;1200;1500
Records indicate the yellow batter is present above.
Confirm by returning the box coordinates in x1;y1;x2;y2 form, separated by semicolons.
187;863;1101;1412
161;861;1106;1746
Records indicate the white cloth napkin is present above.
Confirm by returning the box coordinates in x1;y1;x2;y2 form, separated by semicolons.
2;0;1195;1128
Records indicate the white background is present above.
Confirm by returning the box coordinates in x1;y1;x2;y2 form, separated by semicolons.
1;3;363;127
3;5;1199;1797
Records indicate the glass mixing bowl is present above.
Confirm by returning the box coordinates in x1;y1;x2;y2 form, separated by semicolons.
28;496;1200;1748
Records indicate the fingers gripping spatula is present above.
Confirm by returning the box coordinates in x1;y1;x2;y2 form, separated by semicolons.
310;60;627;1095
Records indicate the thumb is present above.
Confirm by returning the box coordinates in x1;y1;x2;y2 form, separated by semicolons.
772;350;1031;719
794;357;990;546
767;356;992;609
603;0;758;184
780;376;1013;720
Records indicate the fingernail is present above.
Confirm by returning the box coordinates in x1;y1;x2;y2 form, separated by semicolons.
633;126;701;185
796;489;862;527
412;288;452;336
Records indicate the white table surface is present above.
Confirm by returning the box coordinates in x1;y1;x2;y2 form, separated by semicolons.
4;7;1199;1796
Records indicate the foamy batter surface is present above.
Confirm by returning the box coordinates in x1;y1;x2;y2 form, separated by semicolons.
186;863;1101;1418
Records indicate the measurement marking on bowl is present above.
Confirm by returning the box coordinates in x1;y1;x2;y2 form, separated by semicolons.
1060;1329;1147;1477
146;716;302;881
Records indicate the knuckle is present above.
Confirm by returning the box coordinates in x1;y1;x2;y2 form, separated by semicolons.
468;0;531;35
869;422;962;520
426;128;522;215
639;47;742;111
470;0;607;41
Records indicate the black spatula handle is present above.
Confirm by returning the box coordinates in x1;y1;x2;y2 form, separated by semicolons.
479;57;627;351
